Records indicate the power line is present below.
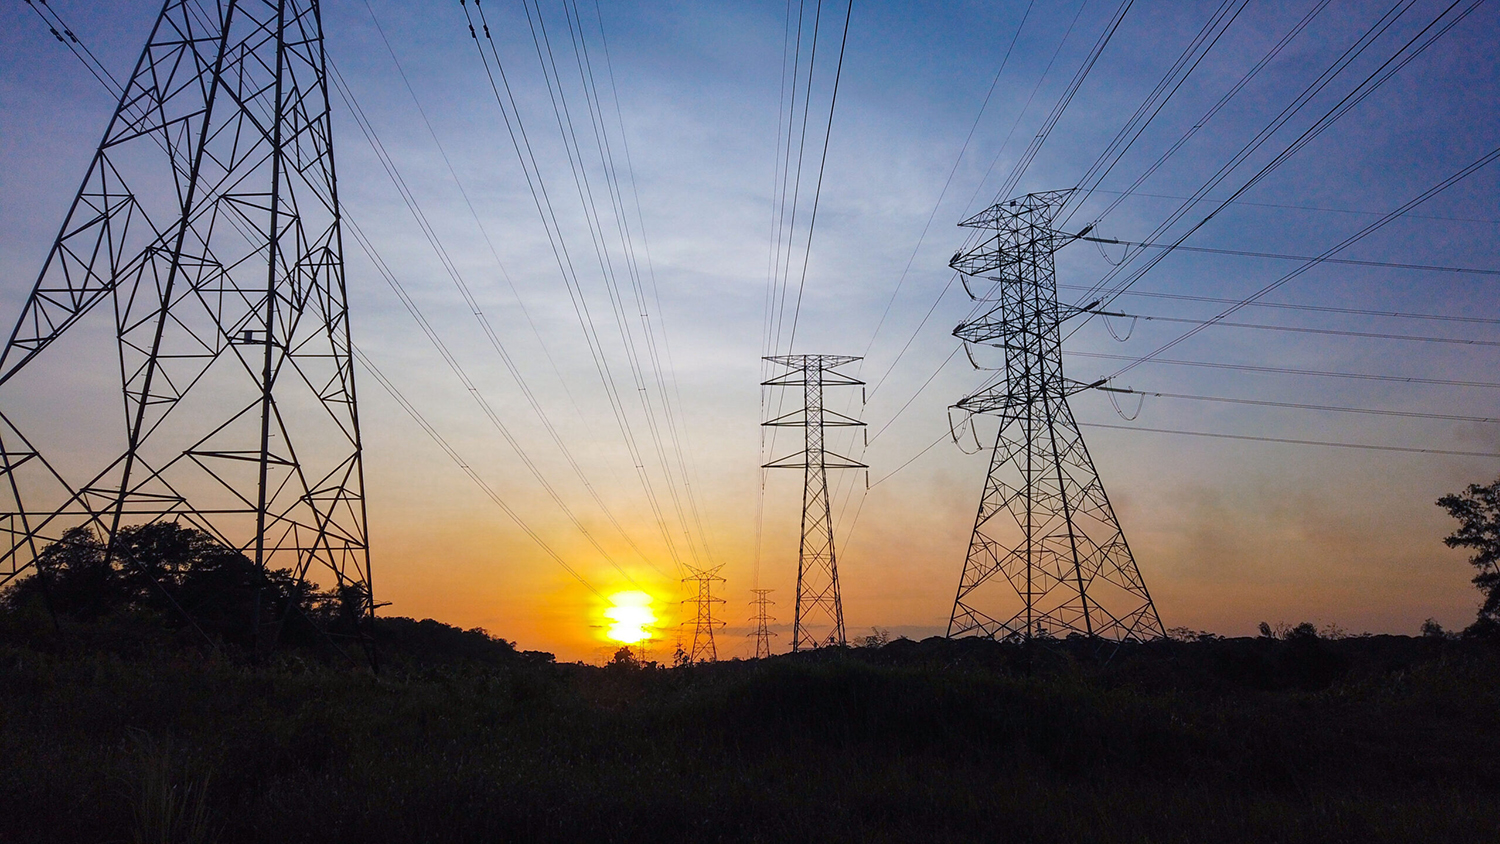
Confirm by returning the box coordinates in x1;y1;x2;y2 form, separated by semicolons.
517;0;714;572
1063;0;1251;222
846;0;1242;528
1097;386;1500;424
860;0;1037;364
328;64;659;586
1076;237;1500;277
758;0;857;587
1062;283;1500;325
353;346;604;599
856;0;1290;425
1070;350;1500;390
757;0;813;584
1079;421;1500;458
461;0;697;577
356;0;588;420
997;0;1136;200
585;0;721;575
537;0;717;571
783;0;855;356
1075;0;1478;314
1103;142;1500;379
1108;310;1500;348
1090;188;1500;226
1072;0;1333;228
855;5;1495;514
870;398;1500;491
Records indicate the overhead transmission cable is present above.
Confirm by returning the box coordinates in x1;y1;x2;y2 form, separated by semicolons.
1063;0;1332;229
1095;386;1500;424
853;0;1126;418
834;0;1118;542
1071;0;1484;317
583;0;721;575
509;0;713;572
552;0;719;571
755;0;855;582
354;346;604;598
1103;141;1500;381
996;0;1136;201
1090;188;1500;226
857;0;1335;422
356;0;587;420
841;0;1217;543
859;139;1500;511
859;0;1036;366
782;0;855;356
1069;283;1500;325
754;0;809;586
459;0;699;578
1069;351;1500;390
328;65;662;586
827;1;1038;528
1104;310;1500;348
1073;238;1500;277
846;1;1494;543
1060;0;1252;223
866;415;1500;493
955;0;1487;407
1079;423;1500;459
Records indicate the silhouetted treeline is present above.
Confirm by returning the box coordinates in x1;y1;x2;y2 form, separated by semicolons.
1;523;367;652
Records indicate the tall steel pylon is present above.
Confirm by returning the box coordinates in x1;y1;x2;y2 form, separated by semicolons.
681;566;726;662
947;191;1163;643
0;0;371;654
763;355;866;650
748;588;776;658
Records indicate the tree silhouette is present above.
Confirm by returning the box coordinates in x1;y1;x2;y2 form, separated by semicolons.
1438;477;1500;624
2;522;361;650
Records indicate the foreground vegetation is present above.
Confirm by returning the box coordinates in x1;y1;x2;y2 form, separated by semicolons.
2;611;1498;844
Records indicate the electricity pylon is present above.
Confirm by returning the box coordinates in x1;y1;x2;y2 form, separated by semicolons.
947;191;1163;643
762;355;865;650
0;0;372;657
681;566;726;662
748;588;776;658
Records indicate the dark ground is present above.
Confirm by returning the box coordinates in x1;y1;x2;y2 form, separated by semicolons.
2;614;1498;843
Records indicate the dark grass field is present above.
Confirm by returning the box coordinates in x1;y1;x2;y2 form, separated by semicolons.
3;616;1498;843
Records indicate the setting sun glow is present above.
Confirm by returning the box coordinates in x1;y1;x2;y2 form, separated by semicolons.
604;591;657;644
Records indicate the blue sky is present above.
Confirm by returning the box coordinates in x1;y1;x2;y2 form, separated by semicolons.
1;0;1497;658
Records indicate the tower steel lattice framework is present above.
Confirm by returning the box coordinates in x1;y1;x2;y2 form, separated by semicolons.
748;588;776;658
763;355;865;650
681;566;725;662
947;191;1163;642
0;0;372;655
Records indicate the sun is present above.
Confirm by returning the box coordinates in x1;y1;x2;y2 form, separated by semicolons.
604;590;657;645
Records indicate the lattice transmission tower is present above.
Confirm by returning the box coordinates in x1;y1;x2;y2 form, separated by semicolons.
0;0;372;655
681;566;726;662
747;588;776;658
762;355;865;650
947;191;1163;643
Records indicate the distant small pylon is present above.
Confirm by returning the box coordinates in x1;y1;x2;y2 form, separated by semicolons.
748;589;777;658
682;567;726;662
